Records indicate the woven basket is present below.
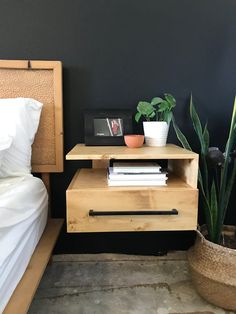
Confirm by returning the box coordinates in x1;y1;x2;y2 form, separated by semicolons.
188;225;236;310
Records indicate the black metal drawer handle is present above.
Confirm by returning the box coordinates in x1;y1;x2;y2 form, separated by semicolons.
89;209;178;216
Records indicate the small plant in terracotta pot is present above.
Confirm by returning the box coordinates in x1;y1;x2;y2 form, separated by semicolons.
135;93;176;146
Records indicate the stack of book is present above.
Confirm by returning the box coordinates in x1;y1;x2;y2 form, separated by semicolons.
107;162;168;186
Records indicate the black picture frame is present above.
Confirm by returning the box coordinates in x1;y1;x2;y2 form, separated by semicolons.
84;109;133;146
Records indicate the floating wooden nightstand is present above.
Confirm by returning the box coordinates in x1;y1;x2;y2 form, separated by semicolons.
66;144;199;233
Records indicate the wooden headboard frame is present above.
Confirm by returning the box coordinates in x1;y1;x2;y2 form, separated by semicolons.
1;61;64;314
0;60;63;190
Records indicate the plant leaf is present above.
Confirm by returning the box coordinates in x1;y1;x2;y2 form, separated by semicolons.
222;160;236;224
164;93;176;109
162;111;173;124
217;97;236;242
148;111;156;119
162;111;168;123
151;97;163;106
135;112;142;123
137;101;154;120
137;101;152;112
224;96;236;158
172;112;213;239
157;107;166;113
190;96;209;198
172;117;192;151
198;170;214;240
190;95;205;154
210;180;218;241
158;100;169;110
203;122;210;155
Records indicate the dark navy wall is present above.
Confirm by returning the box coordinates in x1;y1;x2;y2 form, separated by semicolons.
1;0;236;253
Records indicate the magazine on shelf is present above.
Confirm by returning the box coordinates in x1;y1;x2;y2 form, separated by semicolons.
108;167;167;181
112;161;162;173
107;178;167;187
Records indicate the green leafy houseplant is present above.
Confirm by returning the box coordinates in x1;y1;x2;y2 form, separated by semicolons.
135;93;176;124
173;95;236;245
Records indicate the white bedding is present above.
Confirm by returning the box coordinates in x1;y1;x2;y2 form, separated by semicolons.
0;175;48;313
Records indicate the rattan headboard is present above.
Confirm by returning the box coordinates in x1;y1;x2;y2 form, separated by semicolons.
0;60;63;173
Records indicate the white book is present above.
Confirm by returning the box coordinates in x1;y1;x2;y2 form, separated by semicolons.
108;167;167;181
107;179;167;187
112;162;161;173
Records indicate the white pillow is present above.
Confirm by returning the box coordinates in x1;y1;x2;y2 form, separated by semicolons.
0;98;43;177
0;134;13;169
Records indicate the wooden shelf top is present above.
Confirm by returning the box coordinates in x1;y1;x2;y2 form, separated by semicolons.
67;169;196;191
66;144;198;161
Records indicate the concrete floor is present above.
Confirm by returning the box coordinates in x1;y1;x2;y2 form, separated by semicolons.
29;252;235;314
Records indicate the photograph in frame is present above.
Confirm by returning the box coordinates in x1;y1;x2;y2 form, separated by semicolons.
84;110;133;146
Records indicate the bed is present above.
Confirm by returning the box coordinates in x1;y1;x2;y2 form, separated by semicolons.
0;60;64;314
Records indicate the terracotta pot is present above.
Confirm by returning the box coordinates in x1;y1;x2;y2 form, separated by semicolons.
188;225;236;310
124;135;144;148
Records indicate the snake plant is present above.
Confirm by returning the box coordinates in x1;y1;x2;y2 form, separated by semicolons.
173;95;236;244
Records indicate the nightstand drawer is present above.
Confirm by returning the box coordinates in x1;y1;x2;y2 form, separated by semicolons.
66;169;198;233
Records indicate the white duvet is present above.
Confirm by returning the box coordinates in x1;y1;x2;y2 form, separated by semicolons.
0;175;48;313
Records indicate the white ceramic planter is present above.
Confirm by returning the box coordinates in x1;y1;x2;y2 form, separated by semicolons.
143;121;169;147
